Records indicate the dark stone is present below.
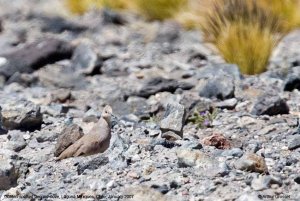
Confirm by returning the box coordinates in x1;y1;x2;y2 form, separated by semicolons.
37;64;87;89
102;9;126;25
188;53;207;63
155;21;180;43
71;43;102;75
7;130;26;152
6;72;38;86
54;124;84;157
288;136;300;150
0;106;7;134
0;38;73;78
1;100;43;131
160;103;186;136
197;64;241;100
150;184;169;194
0;159;18;190
51;89;72;103
294;176;300;184
150;138;178;149
77;156;109;175
199;75;235;100
28;13;87;33
197;63;242;81
214;98;238;110
135;77;194;98
251;92;289;116
284;66;300;91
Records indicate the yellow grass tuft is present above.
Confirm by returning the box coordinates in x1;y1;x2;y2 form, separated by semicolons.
216;23;280;74
199;0;283;75
65;0;132;15
258;0;300;32
133;0;188;20
65;0;92;15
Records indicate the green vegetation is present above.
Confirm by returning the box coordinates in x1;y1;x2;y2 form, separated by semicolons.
188;108;218;129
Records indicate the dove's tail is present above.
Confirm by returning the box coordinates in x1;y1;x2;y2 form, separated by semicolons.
56;140;82;160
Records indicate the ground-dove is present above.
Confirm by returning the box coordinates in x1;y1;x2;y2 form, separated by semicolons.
56;105;113;160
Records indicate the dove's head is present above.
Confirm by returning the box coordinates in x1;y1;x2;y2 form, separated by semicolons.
102;105;113;123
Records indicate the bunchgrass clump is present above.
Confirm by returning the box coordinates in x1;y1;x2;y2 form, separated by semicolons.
65;0;92;15
133;0;188;20
65;0;131;15
217;23;280;74
200;0;283;74
258;0;300;32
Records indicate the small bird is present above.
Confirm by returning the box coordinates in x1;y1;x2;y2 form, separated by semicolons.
56;105;113;160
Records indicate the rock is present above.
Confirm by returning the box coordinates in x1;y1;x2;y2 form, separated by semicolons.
106;133;130;170
161;131;182;141
160;103;186;137
214;98;238;109
31;14;87;33
0;157;18;190
151;184;170;194
71;42;102;75
102;9;126;25
250;92;289;116
134;77;194;98
199;75;235;100
144;128;161;137
1;100;43;131
251;175;282;191
37;64;87;89
198;63;242;80
0;74;5;88
0;106;8;134
197;64;241;100
6;130;26;152
288;135;300;150
51;89;71;103
83;109;100;123
283;66;300;91
35;130;59;143
180;141;203;150
41;104;66;117
294;176;300;184
77;156;109;175
150;138;178;149
202;133;231;149
236;193;261;201
54;124;84;157
176;149;216;169
0;37;73;78
123;186;172;201
6;72;38;86
234;153;268;173
155;21;180;43
221;148;243;158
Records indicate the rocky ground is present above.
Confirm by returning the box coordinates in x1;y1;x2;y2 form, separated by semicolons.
0;0;299;201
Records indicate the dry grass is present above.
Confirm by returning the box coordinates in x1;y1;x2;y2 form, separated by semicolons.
65;0;132;15
65;0;92;15
258;0;300;32
216;23;280;74
199;0;283;74
133;0;188;20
